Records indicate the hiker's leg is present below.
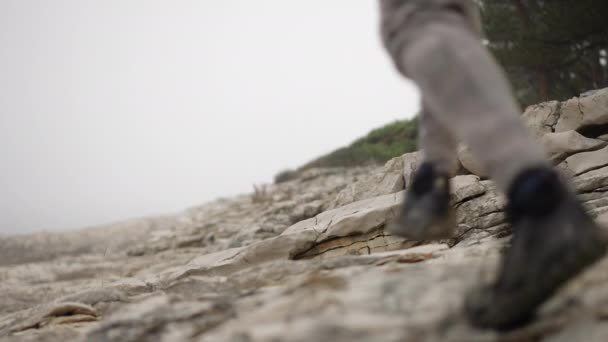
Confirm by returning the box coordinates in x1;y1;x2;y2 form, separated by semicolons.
379;0;607;330
385;102;457;239
419;101;459;177
379;0;547;192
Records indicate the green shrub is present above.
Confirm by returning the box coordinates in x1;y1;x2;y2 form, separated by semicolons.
299;117;418;170
274;169;300;184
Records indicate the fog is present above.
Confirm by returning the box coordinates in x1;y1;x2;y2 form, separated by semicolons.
0;0;419;234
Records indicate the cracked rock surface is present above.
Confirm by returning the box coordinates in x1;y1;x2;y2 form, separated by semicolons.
1;88;608;341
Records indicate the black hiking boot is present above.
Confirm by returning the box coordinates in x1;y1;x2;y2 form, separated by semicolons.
386;162;455;240
464;167;608;331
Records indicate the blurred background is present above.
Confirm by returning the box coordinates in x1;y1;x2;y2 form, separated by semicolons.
1;0;606;235
0;0;419;234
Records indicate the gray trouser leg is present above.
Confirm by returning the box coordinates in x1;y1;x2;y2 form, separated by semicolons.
379;0;547;191
419;101;459;176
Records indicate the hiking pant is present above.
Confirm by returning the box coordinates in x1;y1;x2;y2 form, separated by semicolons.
379;0;547;192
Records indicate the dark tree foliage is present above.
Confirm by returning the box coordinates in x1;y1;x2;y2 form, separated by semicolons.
481;0;608;106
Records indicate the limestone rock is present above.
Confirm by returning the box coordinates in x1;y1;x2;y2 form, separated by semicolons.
555;88;608;132
577;168;608;190
83;295;235;342
541;130;606;162
330;152;422;209
559;145;608;176
289;199;324;224
2;89;608;342
450;175;486;204
598;212;608;228
522;100;561;138
284;191;407;259
0;302;97;337
522;88;608;137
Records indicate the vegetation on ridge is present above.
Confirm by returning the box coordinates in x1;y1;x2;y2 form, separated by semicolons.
301;117;419;169
274;117;418;183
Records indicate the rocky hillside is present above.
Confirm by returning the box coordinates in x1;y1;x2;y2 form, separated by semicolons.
1;89;608;342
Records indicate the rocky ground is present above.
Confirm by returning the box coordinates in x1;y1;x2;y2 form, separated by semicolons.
1;88;608;342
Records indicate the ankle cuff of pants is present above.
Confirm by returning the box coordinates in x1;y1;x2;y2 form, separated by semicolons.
411;161;450;196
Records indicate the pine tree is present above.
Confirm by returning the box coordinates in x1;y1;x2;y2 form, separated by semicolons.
481;0;608;106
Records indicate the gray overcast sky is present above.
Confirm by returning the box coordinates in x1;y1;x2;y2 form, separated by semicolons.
0;0;419;235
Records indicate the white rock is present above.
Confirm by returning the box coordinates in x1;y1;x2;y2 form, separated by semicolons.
555;88;608;132
450;175;485;204
559;145;608;176
330;152;424;209
522;100;561;138
541;130;606;161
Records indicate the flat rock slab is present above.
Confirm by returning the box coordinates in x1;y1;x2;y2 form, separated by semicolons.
560;145;608;176
541;130;607;162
